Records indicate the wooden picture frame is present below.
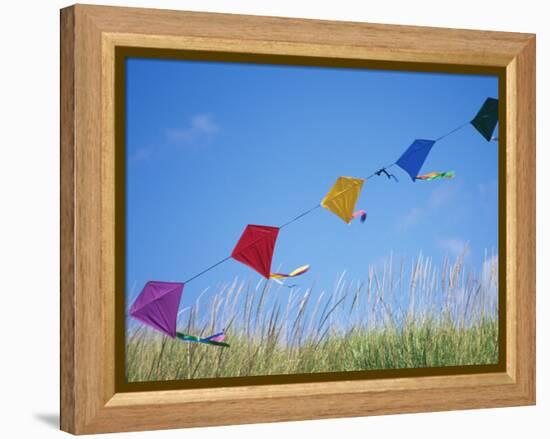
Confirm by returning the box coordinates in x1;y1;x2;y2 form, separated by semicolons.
60;4;536;434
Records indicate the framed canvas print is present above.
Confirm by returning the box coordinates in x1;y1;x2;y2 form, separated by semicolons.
60;4;536;435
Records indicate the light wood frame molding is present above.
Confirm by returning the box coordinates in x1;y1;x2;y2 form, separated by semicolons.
60;4;536;434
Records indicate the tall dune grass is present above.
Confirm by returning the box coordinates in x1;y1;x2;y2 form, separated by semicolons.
126;251;498;381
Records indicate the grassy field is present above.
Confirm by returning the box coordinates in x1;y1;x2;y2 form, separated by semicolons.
126;252;499;382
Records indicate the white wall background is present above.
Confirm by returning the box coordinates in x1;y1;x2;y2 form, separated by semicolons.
0;0;546;437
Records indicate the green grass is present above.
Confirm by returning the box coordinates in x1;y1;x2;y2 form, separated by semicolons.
126;252;499;381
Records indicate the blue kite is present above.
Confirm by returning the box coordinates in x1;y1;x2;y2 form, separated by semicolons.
395;139;436;182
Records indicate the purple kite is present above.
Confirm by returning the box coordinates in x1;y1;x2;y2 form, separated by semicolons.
129;281;184;338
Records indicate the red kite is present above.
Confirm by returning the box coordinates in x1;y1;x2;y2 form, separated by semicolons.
231;225;279;278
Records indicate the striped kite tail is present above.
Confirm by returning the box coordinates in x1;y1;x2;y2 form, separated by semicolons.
270;264;310;280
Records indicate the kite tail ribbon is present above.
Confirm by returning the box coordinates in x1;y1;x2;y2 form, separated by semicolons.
176;331;230;347
416;171;455;181
352;209;367;223
202;331;226;342
270;264;310;280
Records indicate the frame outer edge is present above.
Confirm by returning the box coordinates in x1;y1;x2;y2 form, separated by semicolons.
76;4;106;433
60;4;537;434
60;5;76;434
514;36;536;403
64;4;110;434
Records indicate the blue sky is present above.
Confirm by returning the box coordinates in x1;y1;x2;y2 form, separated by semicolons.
125;57;498;315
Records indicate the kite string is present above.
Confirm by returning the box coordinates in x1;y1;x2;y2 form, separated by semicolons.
182;125;464;284
183;255;232;284
178;120;465;285
279;162;397;230
182;234;299;284
434;121;470;142
181;117;468;284
365;163;396;181
279;204;322;229
183;162;399;283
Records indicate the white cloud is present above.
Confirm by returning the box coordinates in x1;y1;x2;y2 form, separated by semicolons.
128;114;220;163
396;207;423;231
191;114;219;134
396;182;459;232
166;113;219;144
429;183;459;208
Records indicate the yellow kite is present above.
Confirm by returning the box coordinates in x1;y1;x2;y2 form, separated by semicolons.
320;176;365;223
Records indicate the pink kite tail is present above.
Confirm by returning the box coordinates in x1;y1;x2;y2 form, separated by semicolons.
352;209;367;223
